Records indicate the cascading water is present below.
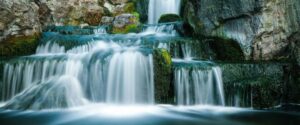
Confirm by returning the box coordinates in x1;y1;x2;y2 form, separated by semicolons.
1;0;224;110
1;33;155;108
148;0;225;106
148;0;181;24
173;59;225;106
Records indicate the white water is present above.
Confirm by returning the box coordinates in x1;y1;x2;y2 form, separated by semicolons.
148;0;181;24
106;51;154;104
1;40;155;107
173;60;225;106
143;23;178;36
0;0;228;110
3;75;88;110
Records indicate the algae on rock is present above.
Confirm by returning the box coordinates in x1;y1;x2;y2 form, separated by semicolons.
153;49;173;104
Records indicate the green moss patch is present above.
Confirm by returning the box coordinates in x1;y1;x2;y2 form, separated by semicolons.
0;34;40;57
153;49;173;104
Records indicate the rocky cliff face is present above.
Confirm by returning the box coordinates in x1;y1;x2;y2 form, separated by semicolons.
1;0;300;61
0;0;41;42
182;0;300;60
0;0;140;56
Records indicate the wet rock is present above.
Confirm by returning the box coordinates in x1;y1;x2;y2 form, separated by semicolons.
153;49;173;103
158;14;181;23
134;0;149;23
0;34;40;57
220;62;286;109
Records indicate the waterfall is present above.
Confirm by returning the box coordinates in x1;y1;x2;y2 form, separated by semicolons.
106;51;154;104
148;0;181;24
145;0;181;35
173;60;225;106
0;0;227;110
1;37;155;107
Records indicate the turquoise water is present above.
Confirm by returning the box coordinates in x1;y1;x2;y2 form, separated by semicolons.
0;105;299;125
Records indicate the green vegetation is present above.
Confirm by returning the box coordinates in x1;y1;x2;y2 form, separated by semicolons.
0;34;40;57
153;49;173;104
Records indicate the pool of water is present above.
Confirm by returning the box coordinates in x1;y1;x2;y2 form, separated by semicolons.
0;104;299;125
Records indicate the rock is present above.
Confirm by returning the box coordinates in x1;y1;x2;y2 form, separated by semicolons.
113;2;135;15
108;0;128;5
101;16;114;25
158;14;181;23
289;32;300;65
0;0;41;44
0;34;40;57
134;0;149;23
112;13;140;34
206;37;245;61
288;32;300;104
220;62;286;108
153;49;173;103
182;0;300;60
0;22;5;31
84;6;105;25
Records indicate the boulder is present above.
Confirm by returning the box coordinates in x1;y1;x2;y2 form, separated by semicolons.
158;14;181;23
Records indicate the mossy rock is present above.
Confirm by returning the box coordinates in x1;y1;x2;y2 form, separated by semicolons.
112;23;139;34
224;76;283;109
111;12;141;34
113;2;136;16
124;2;136;13
153;49;173;104
158;14;182;23
0;34;40;57
206;37;245;61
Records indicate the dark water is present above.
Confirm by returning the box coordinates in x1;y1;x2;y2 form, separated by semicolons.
0;104;299;125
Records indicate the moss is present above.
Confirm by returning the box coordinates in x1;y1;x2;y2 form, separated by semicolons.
251;78;283;109
206;37;245;61
111;12;141;34
113;2;136;16
124;2;136;13
224;77;282;109
112;23;139;34
153;49;173;104
158;14;182;23
0;34;40;57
